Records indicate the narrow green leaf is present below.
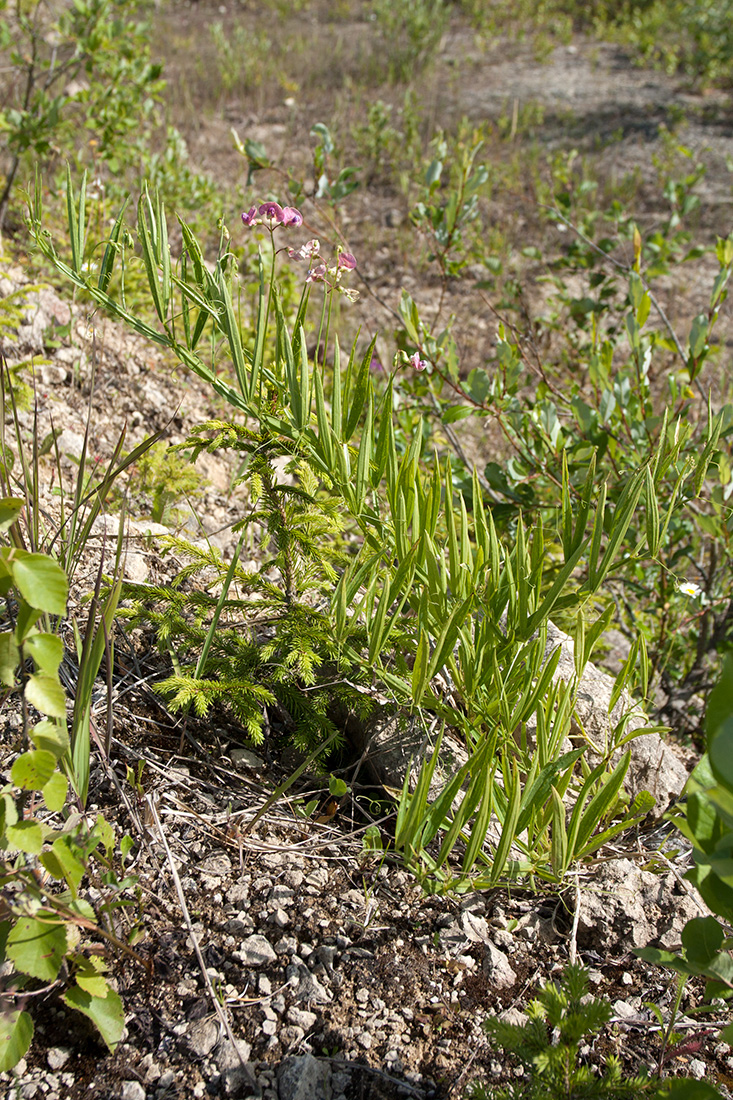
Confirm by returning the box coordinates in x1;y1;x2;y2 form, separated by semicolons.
645;464;660;557
355;394;373;514
561;451;572;558
490;759;522;884
97;198;129;294
344;338;376;442
137;190;165;322
574;751;631;856
526;539;586;636
588;481;607;590
218;266;249;398
593;470;645;585
412;629;431;705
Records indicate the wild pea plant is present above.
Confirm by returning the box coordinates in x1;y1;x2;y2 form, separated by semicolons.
26;171;721;899
387;133;733;738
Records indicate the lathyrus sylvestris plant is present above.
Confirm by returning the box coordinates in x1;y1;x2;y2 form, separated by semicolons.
25;172;721;892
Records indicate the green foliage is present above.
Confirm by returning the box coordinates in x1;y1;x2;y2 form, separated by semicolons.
28;172;703;894
127;440;207;526
0;529;130;1070
388;141;733;722
0;0;164;226
637;654;733;1045
372;0;449;83
469;962;723;1098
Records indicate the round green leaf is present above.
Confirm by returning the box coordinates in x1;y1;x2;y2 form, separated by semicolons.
25;672;67;718
12;552;68;615
0;1008;33;1073
42;771;68;812
0;632;18;687
7;913;66;981
11;749;57;791
5;820;44;855
24;633;64;676
0;497;23;535
62;983;124;1051
29;718;69;759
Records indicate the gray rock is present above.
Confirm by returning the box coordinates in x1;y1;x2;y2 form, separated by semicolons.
576;857;706;952
121;1084;146;1100
277;1054;332;1100
285;962;332;1005
286;1007;318;1030
231;748;265;769
240;934;277;966
199;853;233;877
46;1048;71;1070
482;941;517;989
36;364;68;386
215;1038;258;1097
187;1017;220;1058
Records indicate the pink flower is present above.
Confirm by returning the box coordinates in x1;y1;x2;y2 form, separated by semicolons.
337;251;357;270
242;205;259;227
287;239;320;261
306;263;327;284
409;351;427;372
281;206;304;227
258;201;285;223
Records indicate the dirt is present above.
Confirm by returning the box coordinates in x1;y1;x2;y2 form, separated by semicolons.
3;3;733;1098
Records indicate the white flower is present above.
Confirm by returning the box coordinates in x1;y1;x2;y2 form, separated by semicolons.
678;581;702;599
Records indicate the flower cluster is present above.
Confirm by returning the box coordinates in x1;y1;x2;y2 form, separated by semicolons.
242;202;303;229
288;240;359;301
242;201;359;300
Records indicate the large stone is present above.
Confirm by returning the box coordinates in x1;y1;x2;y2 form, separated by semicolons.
239;934;277;967
575;857;706;952
277;1054;332;1100
215;1038;258;1098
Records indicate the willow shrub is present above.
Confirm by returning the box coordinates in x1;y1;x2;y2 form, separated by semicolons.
26;172;723;893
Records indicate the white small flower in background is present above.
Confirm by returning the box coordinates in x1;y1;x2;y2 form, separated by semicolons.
678;581;703;599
